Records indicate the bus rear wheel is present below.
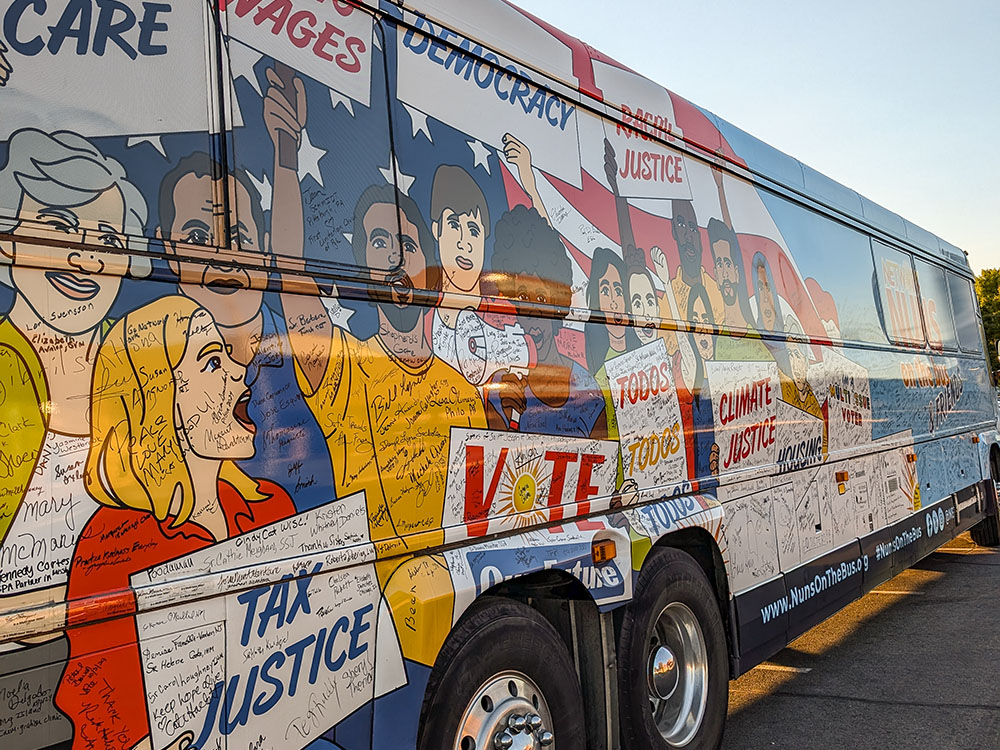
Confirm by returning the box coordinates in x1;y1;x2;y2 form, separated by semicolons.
971;514;1000;546
618;547;728;750
971;459;1000;547
417;596;585;750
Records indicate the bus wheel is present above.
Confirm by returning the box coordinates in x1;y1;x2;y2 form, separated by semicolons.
971;513;1000;546
971;461;1000;546
618;547;728;750
418;597;585;750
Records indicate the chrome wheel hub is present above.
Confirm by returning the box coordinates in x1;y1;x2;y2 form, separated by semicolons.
646;602;708;747
648;645;679;700
455;672;555;750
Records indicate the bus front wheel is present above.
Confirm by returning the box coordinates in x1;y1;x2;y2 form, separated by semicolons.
617;547;729;750
417;596;585;750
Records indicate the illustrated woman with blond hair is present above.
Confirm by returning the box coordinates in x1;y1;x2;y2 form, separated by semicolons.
56;295;294;750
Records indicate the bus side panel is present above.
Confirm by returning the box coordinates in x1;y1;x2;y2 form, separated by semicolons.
734;492;982;674
2;2;999;749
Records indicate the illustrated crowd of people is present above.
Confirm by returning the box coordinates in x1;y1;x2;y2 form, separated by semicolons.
0;64;830;750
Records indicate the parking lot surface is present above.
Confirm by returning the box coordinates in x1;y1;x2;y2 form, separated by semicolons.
723;533;1000;750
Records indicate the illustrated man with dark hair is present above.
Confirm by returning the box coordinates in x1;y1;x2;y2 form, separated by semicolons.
672;199;721;306
648;197;725;357
705;163;771;362
431;164;490;298
486;204;607;439
274;131;486;578
157;151;269;352
283;178;485;546
156;67;334;512
277;170;487;670
428;163;491;372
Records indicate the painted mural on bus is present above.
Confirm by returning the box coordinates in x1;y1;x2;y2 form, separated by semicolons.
0;1;993;749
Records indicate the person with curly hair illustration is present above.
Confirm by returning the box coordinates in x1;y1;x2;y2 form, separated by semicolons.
486;204;607;439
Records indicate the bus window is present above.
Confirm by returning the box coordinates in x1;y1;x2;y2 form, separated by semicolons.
914;258;958;350
948;271;982;353
223;4;396;278
751;190;887;345
872;240;924;346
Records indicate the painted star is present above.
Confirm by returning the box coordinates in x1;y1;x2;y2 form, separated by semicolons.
297;128;328;188
403;104;432;142
321;293;356;331
246;171;272;215
126;135;167;158
228;39;263;96
329;90;355;117
378;155;416;196
467;139;492;175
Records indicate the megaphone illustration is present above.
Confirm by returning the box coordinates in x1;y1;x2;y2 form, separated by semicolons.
454;307;537;387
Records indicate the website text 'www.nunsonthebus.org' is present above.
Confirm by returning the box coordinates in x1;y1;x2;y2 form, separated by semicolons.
759;555;870;624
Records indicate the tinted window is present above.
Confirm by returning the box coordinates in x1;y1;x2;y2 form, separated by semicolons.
914;259;957;350
751;191;888;345
872;241;924;346
226;6;399;275
948;272;982;353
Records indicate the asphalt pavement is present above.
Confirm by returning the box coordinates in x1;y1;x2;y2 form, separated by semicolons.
723;532;1000;750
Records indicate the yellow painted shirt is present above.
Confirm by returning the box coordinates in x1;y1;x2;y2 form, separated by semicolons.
0;317;48;546
296;326;486;558
780;376;828;458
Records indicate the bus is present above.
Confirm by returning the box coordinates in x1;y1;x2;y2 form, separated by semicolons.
0;1;997;748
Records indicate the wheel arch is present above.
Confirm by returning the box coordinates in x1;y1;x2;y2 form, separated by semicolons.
645;526;736;672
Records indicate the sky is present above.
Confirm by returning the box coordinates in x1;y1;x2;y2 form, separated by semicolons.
512;0;1000;273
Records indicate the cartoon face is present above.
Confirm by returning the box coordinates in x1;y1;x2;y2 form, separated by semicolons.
788;341;810;396
691;294;715;361
511;272;558;358
364;202;429;297
598;263;626;338
173;309;256;460
435;207;485;294
629;271;658;343
672;201;702;278
363;202;429;332
755;264;776;331
5;190;130;335
713;239;739;307
166;174;267;329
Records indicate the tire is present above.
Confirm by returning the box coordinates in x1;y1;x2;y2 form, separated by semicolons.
971;460;1000;547
971;513;1000;546
618;547;729;750
417;596;586;750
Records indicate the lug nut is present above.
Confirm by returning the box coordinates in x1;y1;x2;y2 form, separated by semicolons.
538;730;554;747
507;714;527;733
494;731;514;749
527;714;543;732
